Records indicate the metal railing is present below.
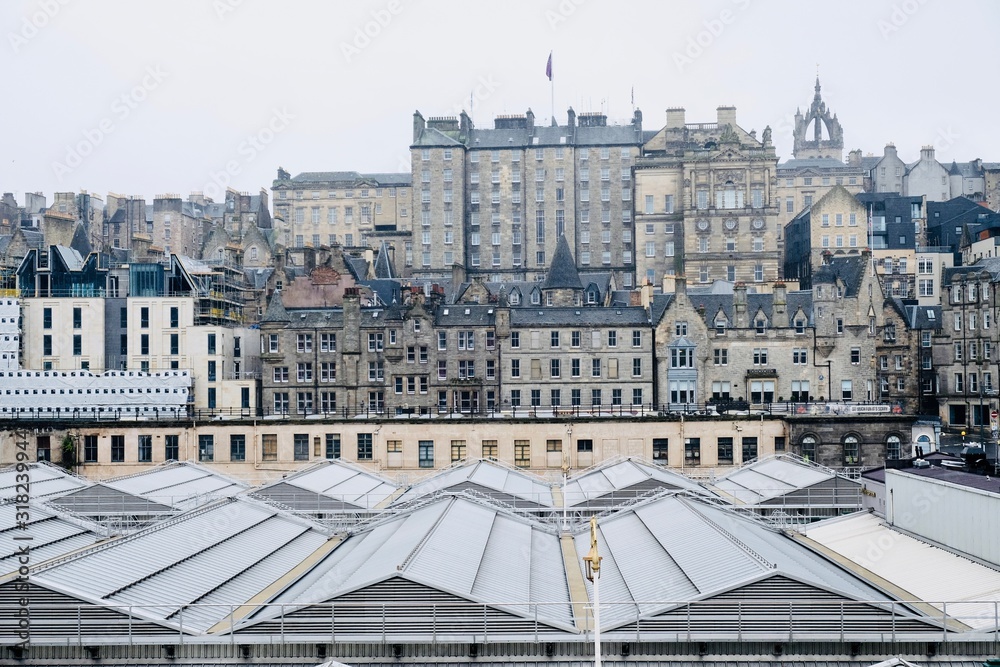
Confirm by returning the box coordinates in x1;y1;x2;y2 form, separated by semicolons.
4;598;998;646
0;401;906;423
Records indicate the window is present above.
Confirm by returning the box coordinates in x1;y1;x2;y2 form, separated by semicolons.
229;434;246;462
886;434;901;460
296;391;313;415
357;433;373;460
843;435;860;465
717;437;734;464
72;335;82;356
82;435;98;463
324;434;340;459
273;391;289;414
514;440;530;467
207;333;217;355
685;438;700;465
752;348;768;365
741;437;758;462
793;348;807;365
368;332;384;351
137;434;152;463
592;359;601;377
841;379;853;400
851;348;861;365
111;435;125;462
198;435;214;462
159;434;178;461
800;435;817;462
550;359;560;378
608;330;617;347
653;438;669;462
293;434;309;461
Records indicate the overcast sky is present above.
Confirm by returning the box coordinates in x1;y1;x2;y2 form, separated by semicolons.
3;0;996;204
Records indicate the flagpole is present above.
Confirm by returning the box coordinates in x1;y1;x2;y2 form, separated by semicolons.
550;52;555;123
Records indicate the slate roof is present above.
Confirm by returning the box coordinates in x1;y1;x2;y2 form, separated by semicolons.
812;254;869;296
262;289;290;323
509;306;649;327
541;235;583;290
887;297;942;331
435;304;497;326
283;171;412;186
778;157;859;171
684;290;814;328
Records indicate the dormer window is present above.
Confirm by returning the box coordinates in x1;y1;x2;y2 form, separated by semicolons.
715;319;727;335
531;289;541;305
755;319;767;335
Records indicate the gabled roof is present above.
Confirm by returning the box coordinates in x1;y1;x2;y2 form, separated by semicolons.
243;495;574;632
710;455;859;505
253;460;398;511
562;457;709;507
812;253;869;296
0;503;105;576
100;461;248;510
0;462;89;501
541;235;582;291
392;459;554;508
26;498;330;633
575;494;902;631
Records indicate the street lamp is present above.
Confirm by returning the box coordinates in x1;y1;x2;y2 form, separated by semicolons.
583;516;603;667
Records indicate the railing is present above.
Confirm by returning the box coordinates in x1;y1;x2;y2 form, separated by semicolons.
3;598;998;646
0;401;906;422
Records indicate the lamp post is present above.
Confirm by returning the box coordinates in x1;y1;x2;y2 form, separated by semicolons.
583;516;602;667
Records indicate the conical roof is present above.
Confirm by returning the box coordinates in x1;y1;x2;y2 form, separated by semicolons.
540;235;582;291
262;289;290;323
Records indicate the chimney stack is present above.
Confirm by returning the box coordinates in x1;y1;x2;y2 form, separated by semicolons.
717;106;737;128
666;107;685;130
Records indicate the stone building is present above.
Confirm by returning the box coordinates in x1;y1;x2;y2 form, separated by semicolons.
655;251;884;411
934;261;1000;430
634;106;780;288
411;107;645;286
271;168;412;260
784;185;869;289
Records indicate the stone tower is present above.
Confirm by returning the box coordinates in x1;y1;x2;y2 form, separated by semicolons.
792;78;844;161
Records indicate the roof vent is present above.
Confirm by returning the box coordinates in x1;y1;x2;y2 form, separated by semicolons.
913;458;930;468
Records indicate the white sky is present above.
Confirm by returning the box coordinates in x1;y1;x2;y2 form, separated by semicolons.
2;0;996;203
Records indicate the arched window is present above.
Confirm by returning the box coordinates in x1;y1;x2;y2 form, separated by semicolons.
843;434;860;465
249;246;258;261
886;434;902;460
800;435;817;462
915;434;931;457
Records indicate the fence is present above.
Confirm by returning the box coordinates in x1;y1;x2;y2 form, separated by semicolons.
4;598;999;647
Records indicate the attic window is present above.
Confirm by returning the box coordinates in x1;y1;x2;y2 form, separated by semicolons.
715;320;726;335
755;319;767;335
926;309;935;320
